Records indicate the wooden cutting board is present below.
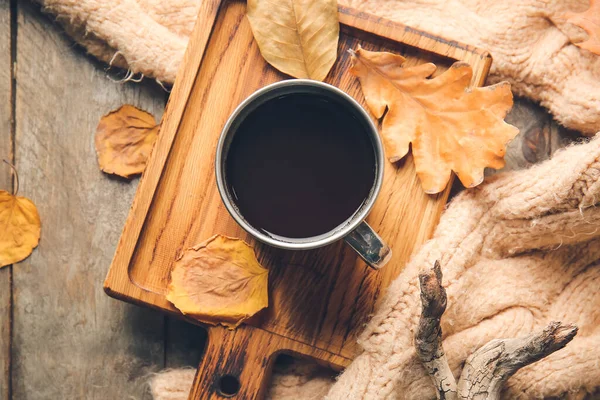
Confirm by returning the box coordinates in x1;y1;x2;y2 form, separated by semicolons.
104;1;492;398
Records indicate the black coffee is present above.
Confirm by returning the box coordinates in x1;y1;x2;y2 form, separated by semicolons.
225;93;376;240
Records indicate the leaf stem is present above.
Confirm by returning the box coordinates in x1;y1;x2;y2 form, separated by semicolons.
3;159;18;196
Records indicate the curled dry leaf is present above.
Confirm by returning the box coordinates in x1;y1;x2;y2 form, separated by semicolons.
166;235;268;329
349;46;519;194
247;0;339;81
0;190;41;268
567;0;600;55
95;104;159;179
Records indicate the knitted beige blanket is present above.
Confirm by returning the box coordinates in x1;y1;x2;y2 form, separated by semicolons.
39;0;600;134
36;0;600;398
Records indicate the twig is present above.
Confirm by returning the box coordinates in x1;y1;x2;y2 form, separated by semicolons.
415;261;457;400
457;322;578;399
415;261;578;400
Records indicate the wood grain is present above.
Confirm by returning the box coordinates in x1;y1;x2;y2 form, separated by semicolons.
190;325;349;400
0;0;10;189
103;1;492;399
0;0;12;398
10;3;166;399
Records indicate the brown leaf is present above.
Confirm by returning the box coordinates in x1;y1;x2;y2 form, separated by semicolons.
567;0;600;55
247;0;339;81
0;190;41;268
166;235;269;329
95;105;159;179
349;46;519;194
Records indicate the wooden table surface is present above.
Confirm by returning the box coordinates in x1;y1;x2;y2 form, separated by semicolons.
0;1;577;399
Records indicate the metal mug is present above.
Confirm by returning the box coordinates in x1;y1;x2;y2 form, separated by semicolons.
215;80;391;270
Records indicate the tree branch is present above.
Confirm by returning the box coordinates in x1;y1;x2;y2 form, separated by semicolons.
415;261;578;400
415;261;458;400
457;321;578;399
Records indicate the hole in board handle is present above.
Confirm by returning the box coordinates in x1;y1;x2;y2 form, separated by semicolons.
218;375;241;397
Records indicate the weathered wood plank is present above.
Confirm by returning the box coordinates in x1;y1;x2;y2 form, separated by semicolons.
0;0;10;188
11;2;167;398
502;97;577;173
0;0;13;398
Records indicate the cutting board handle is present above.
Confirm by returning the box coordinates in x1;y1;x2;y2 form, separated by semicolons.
188;326;278;400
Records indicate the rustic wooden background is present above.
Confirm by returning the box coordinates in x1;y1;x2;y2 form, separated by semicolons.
0;0;578;399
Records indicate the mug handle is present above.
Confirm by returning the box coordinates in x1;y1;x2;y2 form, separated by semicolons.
344;221;392;270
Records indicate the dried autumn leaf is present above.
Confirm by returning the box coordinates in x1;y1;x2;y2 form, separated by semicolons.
246;0;339;81
349;46;519;194
567;0;600;55
95;104;158;179
0;190;41;268
166;235;268;329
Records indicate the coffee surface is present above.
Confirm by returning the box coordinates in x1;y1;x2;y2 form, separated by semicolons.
225;93;376;240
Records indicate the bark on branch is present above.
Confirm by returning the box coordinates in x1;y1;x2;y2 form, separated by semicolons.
415;261;458;400
457;321;578;398
415;261;578;400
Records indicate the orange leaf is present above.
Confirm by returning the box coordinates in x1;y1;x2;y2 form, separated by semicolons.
94;105;159;179
0;190;41;268
349;46;519;194
567;0;600;55
166;235;269;329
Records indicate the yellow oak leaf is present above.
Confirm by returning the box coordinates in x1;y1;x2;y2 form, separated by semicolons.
247;0;339;81
0;190;41;268
349;46;519;194
95;105;159;179
567;0;600;55
166;235;268;329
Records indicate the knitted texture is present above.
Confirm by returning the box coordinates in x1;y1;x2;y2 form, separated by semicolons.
37;0;600;134
325;134;600;399
148;135;600;399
